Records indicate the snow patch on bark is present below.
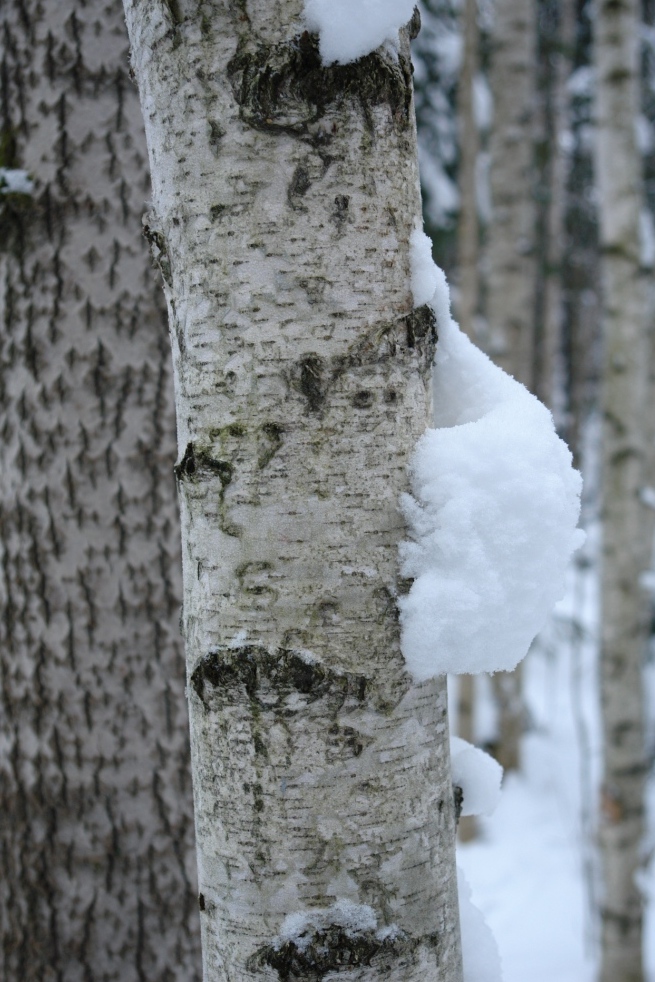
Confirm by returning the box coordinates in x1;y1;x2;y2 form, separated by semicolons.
274;900;397;951
304;0;416;65
451;737;503;818
401;239;584;679
0;168;33;194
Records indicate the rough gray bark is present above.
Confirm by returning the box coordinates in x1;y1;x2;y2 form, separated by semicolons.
122;1;463;980
0;2;201;980
594;1;653;979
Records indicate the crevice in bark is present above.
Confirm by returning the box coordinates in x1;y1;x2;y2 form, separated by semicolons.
248;924;421;980
174;441;233;487
294;353;326;412
142;222;173;287
257;422;284;468
453;785;464;825
226;32;413;141
190;644;368;715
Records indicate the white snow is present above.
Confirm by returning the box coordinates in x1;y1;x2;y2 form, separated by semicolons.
458;867;503;982
0;168;33;195
451;736;503;818
273;900;400;951
304;0;416;65
409;228;444;307
400;243;584;679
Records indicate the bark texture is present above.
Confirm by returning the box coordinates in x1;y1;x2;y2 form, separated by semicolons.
594;3;653;980
122;1;463;980
0;3;201;980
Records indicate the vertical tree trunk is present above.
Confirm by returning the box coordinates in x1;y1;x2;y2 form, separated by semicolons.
594;2;653;979
0;3;201;979
454;0;481;844
533;0;572;412
484;0;537;773
122;2;463;980
456;0;481;342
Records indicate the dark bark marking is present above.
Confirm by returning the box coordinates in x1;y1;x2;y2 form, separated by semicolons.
294;353;325;412
143;223;173;287
288;162;312;209
174;442;233;487
249;924;417;980
227;31;413;140
191;645;368;716
331;193;350;232
352;389;374;409
208;118;225;154
402;304;437;351
453;785;464;825
258;422;284;469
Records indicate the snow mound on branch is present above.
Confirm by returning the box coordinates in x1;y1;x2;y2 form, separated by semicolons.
451;737;502;818
458;868;503;982
400;237;584;679
304;0;416;65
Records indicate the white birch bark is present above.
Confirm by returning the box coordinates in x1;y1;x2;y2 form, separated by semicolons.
594;2;653;978
0;1;201;979
122;2;463;980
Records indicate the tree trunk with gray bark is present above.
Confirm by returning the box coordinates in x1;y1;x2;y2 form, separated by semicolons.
0;2;201;979
122;1;464;980
594;1;653;979
485;0;537;772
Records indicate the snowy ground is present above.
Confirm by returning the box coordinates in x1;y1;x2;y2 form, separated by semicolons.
455;535;655;982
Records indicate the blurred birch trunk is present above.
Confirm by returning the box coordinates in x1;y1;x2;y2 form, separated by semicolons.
485;0;537;772
121;1;463;980
0;1;201;979
594;1;653;978
454;0;480;842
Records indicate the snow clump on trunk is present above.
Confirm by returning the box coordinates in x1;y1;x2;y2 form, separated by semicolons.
401;229;584;680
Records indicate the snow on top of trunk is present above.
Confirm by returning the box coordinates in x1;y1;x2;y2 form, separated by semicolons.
451;737;503;818
304;0;416;65
401;239;584;680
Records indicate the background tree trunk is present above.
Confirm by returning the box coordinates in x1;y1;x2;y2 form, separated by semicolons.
485;0;537;773
455;0;481;344
122;1;463;980
0;3;201;979
594;1;653;979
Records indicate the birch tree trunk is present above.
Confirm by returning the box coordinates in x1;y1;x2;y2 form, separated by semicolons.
122;2;463;980
594;1;653;978
484;0;537;773
0;2;201;979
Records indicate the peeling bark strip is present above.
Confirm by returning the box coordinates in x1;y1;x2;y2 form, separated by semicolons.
0;2;201;979
122;1;462;979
